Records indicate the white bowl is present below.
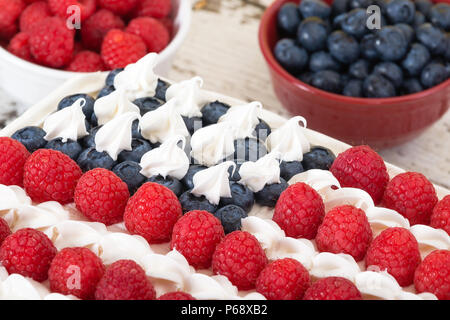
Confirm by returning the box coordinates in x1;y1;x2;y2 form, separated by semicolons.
0;0;191;106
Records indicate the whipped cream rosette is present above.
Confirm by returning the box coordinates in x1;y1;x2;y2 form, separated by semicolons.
218;101;263;139
93;89;140;126
165;76;205;118
238;152;281;192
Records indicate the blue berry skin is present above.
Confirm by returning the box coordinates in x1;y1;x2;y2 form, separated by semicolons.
415;0;433;16
132;120;143;139
386;0;415;24
280;161;304;181
331;0;349;17
309;51;342;72
181;165;207;190
11;126;47;153
348;59;370;80
97;85;115;99
183;116;203;135
90;112;98;127
445;35;450;61
117;138;152;163
429;3;450;31
332;13;347;29
148;175;184;197
112;161;146;195
57;94;95;121
372;0;389;13
105;68;124;87
253;119;272;141
374;26;408;61
274;39;309;74
45;138;82;161
214;205;247;234
341;8;368;39
77;147;117;172
363;74;397;98
299;0;331;20
401;78;424;95
328;31;360;64
219;182;255;213
343;79;364;97
297;17;329;52
179;191;218;214
360;33;379;62
395;23;414;44
421;62;449;88
155;79;169;102
402;43;431;77
413;11;426;28
231;138;267;164
80;125;101;148
228;163;242;182
133;97;163;115
277;2;302;36
373;62;404;89
255;178;288;208
298;72;314;84
201;101;230;126
416;23;446;55
302;146;335;170
310;70;342;94
349;0;371;10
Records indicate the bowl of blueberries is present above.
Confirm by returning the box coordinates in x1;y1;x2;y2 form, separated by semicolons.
259;0;450;148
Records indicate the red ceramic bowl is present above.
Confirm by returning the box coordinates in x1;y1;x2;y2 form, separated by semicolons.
259;0;450;148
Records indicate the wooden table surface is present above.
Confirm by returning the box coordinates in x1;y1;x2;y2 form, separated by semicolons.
0;0;448;189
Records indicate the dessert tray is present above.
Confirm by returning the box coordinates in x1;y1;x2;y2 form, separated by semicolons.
0;54;448;300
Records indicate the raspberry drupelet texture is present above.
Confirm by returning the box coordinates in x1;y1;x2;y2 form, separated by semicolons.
126;17;170;53
430;195;450;235
383;172;438;225
135;0;172;19
0;0;25;41
414;250;450;300
101;29;147;69
98;0;138;16
212;231;267;290
8;32;32;61
316;205;373;261
66;51;106;72
48;247;105;300
19;1;51;33
0;228;56;282
303;277;362;300
95;260;155;300
365;227;421;287
330;145;389;204
124;182;182;244
0;137;30;187
81;9;125;51
158;292;196;300
48;0;96;21
171;210;225;269
273;182;325;239
24;149;82;204
255;258;310;300
0;218;11;246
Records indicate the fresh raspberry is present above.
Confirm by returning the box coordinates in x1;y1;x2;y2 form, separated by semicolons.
430;195;450;235
303;277;362;300
0;218;11;246
98;0;138;15
158;292;196;300
28;17;75;68
49;247;105;300
95;260;155;300
0;228;56;282
212;231;267;290
383;172;438;226
316;205;373;261
23;149;82;204
136;0;172;19
24;0;42;3
255;258;310;300
171;210;224;269
7;33;31;61
75;168;129;226
0;137;30;187
158;17;173;36
66;50;106;72
0;23;18;42
81;9;125;51
124;182;182;244
330;145;389;204
48;0;96;21
101;29;147;69
19;1;51;33
0;0;25;40
414;250;450;300
365;227;421;287
273;182;325;239
126;17;170;53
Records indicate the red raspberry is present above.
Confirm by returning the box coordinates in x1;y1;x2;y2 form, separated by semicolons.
171;210;224;269
74;168;129;226
158;292;196;300
8;33;31;61
0;218;11;246
256;258;310;300
273;182;325;239
158;17;173;37
19;1;51;33
365;227;421;287
101;29;147;69
304;277;362;300
383;172;438;226
124;182;182;244
126;17;170;53
81;9;125;51
48;247;105;300
66;50;106;72
316;205;373;261
95;260;155;300
24;0;42;3
23;149;82;204
0;228;56;282
48;0;96;21
212;231;267;290
0;0;25;41
136;0;172;19
414;250;450;300
28;17;75;68
430;195;450;235
98;0;138;15
330;145;389;204
0;137;30;187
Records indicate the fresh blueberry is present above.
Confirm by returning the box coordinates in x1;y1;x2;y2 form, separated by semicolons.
297;17;329;52
331;0;349;17
302;146;335;170
277;2;302;36
374;26;408;61
298;72;314;84
348;59;370;80
371;0;389;13
421;62;449;88
90;112;98;127
332;13;347;29
97;85;115;99
77;147;117;172
201;101;230;126
385;0;415;24
132;119;143;139
182;116;203;135
328;31;360;64
413;11;426;28
232;138;267;164
179;191;218;214
309;51;342;72
310;70;342;93
373;62;404;88
220;182;254;213
401;43;431;76
80;125;101;148
445;35;450;61
254;178;288;208
133;97;163;115
228;163;242;182
341;8;368;39
363;74;397;98
416;23;446;55
343;79;364;97
401;78;424;95
155;79;169;101
214;205;247;234
253;119;271;141
360;33;379;62
349;0;371;10
112;161;146;194
280;161;304;181
148;175;184;197
57;94;95;120
415;0;433;16
395;23;414;44
11;126;46;152
105;68;124;87
429;3;450;31
299;0;331;20
117;138;152;163
274;38;309;74
341;74;351;88
181;165;207;190
45;138;82;161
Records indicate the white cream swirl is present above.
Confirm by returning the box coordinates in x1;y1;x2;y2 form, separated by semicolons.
218;101;262;139
410;224;450;259
93;89;140;125
310;253;361;281
165;77;204;118
238;152;281;192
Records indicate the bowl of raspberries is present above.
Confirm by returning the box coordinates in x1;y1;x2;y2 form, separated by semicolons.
259;0;450;148
0;0;191;105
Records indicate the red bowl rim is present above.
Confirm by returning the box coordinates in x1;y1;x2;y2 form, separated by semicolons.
258;0;450;107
